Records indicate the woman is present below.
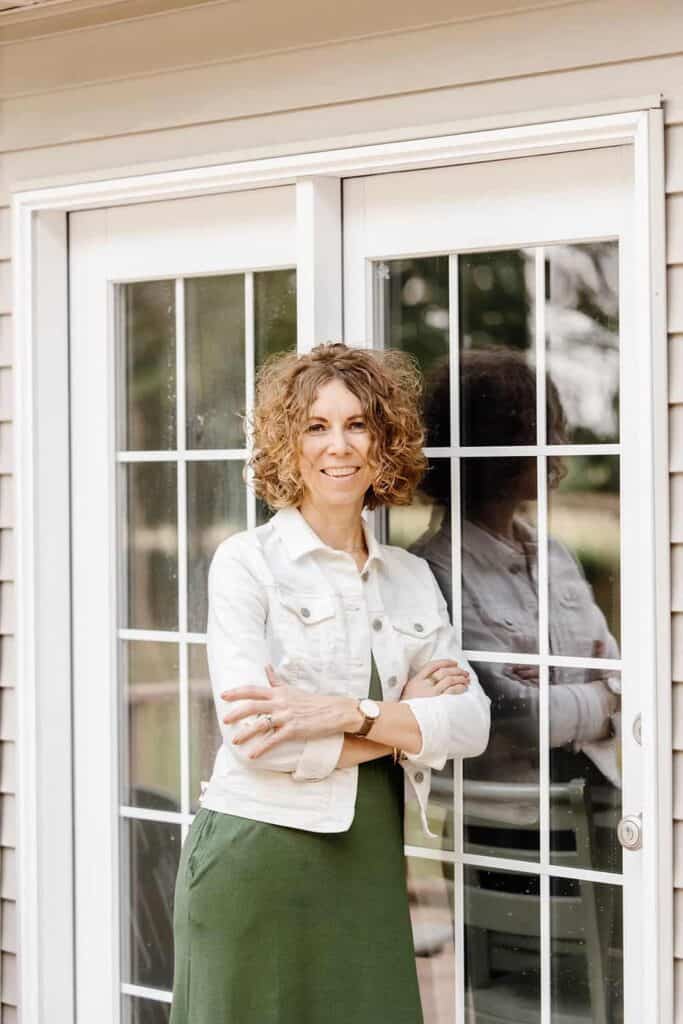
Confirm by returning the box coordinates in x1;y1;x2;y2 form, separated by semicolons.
169;342;491;1024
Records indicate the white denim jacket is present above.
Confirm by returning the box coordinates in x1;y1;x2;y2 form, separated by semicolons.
199;506;491;835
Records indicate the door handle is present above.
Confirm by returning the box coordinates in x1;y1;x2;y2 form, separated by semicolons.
617;812;642;851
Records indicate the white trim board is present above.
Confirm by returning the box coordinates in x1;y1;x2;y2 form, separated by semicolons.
12;105;671;1023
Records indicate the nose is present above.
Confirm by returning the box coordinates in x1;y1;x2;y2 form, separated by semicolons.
327;423;351;453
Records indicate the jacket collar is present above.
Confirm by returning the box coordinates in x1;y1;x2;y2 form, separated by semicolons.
271;506;385;566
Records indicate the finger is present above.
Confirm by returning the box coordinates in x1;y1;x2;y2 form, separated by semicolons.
231;715;274;745
423;659;461;677
221;685;273;702
223;699;274;724
247;723;294;759
431;667;469;685
434;675;470;694
443;682;469;695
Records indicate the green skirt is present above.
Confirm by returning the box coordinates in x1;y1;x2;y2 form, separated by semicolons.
169;657;423;1024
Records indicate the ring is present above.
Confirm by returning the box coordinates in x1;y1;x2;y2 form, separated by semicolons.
265;714;276;732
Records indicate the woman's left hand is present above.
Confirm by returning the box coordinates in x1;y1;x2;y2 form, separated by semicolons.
221;666;356;759
400;659;471;700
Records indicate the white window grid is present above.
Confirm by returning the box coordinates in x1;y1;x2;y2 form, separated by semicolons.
116;248;624;1018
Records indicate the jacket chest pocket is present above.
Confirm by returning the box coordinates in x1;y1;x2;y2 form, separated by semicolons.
388;611;442;675
275;590;338;665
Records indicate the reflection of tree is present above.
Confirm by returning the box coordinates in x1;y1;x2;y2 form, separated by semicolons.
460;249;534;353
255;269;297;369
547;242;619;444
123;281;177;451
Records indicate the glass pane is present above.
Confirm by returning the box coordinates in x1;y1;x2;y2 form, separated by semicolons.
459;250;535;447
121;995;170;1024
120;818;180;990
465;868;540;1023
548;455;620;655
189;643;220;812
463;661;539;863
186;275;245;449
408;855;454;1024
119;280;176;452
550;877;623;1023
120;640;180;810
122;462;178;631
254;269;297;370
461;457;538;654
546;242;619;444
374;257;450;446
187;460;247;633
550;669;622;873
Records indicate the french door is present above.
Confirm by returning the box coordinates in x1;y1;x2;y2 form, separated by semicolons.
344;144;639;1024
70;142;646;1023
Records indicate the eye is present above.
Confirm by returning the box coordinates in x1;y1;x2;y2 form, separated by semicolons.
349;420;367;430
305;422;325;433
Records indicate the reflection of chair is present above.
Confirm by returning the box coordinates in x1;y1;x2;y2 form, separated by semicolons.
461;780;611;1024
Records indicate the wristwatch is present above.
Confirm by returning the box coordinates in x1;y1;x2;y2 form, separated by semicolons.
352;698;381;737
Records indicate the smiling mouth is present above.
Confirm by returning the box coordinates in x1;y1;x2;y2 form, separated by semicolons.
321;467;360;478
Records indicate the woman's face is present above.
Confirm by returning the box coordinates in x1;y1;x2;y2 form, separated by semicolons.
298;378;375;510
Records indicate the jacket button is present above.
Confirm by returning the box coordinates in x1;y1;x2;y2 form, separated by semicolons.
414;623;424;632
361;570;369;581
414;771;424;784
372;618;382;631
387;675;398;687
300;607;311;618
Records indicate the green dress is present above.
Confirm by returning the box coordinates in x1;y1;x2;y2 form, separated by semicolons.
170;655;423;1024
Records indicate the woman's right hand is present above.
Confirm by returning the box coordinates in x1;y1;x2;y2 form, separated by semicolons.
400;659;471;700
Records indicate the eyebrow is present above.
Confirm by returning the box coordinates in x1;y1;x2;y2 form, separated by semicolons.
306;413;365;422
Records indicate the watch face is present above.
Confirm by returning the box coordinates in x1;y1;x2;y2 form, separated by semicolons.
359;699;380;720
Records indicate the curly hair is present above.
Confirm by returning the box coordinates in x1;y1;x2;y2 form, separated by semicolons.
247;343;428;511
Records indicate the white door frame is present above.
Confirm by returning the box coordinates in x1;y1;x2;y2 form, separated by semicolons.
13;106;670;1023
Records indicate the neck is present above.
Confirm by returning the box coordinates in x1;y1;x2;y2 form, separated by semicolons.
298;497;367;553
468;501;518;540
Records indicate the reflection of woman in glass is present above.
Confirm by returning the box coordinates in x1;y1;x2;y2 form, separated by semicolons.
412;348;621;852
170;343;491;1024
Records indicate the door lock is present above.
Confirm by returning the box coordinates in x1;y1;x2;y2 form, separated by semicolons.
617;812;643;851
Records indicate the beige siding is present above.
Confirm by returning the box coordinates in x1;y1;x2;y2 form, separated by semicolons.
0;0;682;1018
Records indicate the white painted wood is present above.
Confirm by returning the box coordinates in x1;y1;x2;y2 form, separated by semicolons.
675;614;683;682
674;546;683;611
296;178;342;349
0;583;14;634
668;126;683;193
676;821;683;886
0;849;16;900
1;950;17;1004
0;423;13;473
672;475;683;542
343;109;671;1020
69;188;298;1020
0;478;12;531
0;210;10;262
0;687;14;742
674;683;683;752
675;889;683;958
0;741;14;793
671;406;683;472
0;315;11;368
0;529;14;581
676;752;683;819
13;207;73;1024
670;268;683;333
0;637;14;685
0;795;15;846
0;367;13;421
671;337;683;403
669;194;683;264
0;264;10;313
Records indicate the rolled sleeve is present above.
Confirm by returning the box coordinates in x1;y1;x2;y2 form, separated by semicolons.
292;733;345;781
403;684;491;770
207;541;341;781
